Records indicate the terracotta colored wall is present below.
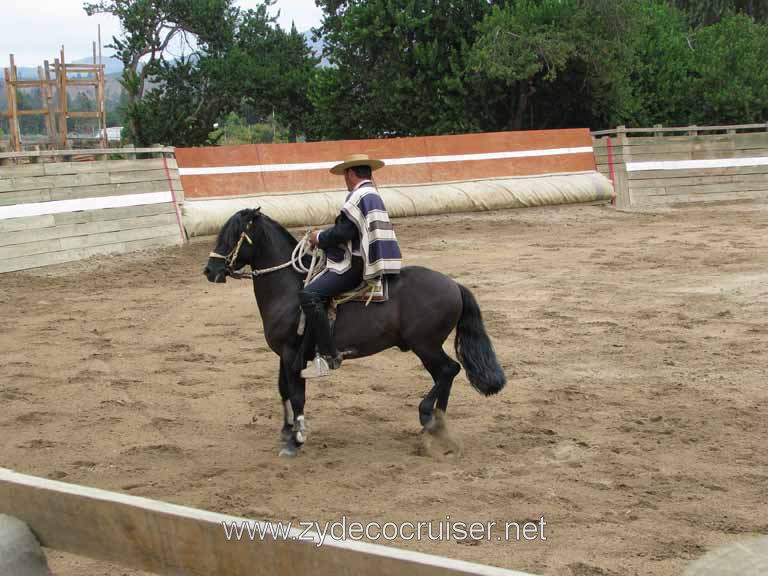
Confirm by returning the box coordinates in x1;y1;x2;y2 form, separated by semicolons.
176;129;595;199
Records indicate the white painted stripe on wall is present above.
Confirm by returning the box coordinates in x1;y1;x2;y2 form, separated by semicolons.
627;156;768;172
0;191;173;220
184;161;337;175
178;147;595;176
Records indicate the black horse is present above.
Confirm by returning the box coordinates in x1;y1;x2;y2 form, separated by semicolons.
203;208;506;456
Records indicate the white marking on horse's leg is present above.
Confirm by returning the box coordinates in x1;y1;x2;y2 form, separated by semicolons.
283;400;294;426
295;415;307;444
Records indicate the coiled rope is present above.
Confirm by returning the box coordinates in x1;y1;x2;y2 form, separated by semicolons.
226;231;321;281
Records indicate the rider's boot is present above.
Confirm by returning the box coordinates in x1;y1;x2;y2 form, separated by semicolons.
300;298;342;379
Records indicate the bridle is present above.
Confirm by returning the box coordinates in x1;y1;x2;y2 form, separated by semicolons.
208;229;318;280
208;228;254;277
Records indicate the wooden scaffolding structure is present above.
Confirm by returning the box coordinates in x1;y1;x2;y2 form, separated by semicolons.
2;36;108;152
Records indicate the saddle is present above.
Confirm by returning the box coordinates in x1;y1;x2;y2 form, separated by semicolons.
335;277;388;305
297;277;389;336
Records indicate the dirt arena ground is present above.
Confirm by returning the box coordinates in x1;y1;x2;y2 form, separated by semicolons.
1;202;767;576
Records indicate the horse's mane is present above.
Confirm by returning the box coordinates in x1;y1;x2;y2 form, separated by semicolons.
217;210;298;253
216;211;247;250
258;213;299;251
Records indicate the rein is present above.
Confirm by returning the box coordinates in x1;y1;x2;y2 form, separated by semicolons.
209;230;319;280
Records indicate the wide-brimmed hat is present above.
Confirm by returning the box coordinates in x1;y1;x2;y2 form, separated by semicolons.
330;153;385;175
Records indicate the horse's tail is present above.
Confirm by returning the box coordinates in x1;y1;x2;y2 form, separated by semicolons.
454;284;507;396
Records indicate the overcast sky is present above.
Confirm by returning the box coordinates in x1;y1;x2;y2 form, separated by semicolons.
0;0;324;67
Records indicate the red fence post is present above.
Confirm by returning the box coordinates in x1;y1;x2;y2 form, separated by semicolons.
606;136;616;206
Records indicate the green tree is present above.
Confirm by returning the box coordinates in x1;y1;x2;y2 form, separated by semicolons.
214;14;318;142
85;0;316;146
468;0;579;131
455;0;648;130
672;0;768;26
84;0;241;145
130;56;226;146
208;111;289;144
685;14;768;123
0;79;7;117
106;88;129;127
601;0;693;127
17;89;46;135
308;0;681;136
309;0;495;139
69;92;97;134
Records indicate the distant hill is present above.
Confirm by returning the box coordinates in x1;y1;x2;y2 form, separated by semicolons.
2;29;326;112
72;55;124;75
12;66;46;80
8;31;324;80
10;55;123;80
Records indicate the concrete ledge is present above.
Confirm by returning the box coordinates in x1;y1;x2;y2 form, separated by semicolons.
686;537;768;576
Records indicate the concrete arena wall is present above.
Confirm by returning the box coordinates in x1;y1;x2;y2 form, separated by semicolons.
183;172;614;237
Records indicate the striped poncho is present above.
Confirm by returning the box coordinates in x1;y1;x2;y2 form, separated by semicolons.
326;182;402;280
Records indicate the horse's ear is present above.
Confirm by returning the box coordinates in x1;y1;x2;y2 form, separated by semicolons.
241;207;260;230
243;207;261;222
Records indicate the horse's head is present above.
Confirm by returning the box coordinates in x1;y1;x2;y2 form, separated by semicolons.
203;207;262;283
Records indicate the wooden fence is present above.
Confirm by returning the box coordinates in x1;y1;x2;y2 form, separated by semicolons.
0;468;534;576
592;123;768;207
4;123;767;273
0;147;185;273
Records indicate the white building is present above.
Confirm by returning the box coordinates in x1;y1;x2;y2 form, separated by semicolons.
106;127;123;142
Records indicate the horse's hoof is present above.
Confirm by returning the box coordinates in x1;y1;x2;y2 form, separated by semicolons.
418;399;434;427
279;437;303;457
279;446;298;457
419;411;463;459
421;413;439;433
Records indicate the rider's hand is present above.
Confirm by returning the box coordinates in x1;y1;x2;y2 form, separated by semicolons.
309;230;322;247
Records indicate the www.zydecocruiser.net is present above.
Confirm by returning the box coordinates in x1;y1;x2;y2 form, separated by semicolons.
222;515;548;547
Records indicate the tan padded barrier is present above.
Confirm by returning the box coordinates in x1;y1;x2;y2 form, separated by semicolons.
182;171;614;237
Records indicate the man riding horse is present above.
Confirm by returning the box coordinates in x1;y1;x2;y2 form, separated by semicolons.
299;153;402;379
203;157;505;455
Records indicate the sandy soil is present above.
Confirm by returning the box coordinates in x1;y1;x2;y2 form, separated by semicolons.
1;203;767;576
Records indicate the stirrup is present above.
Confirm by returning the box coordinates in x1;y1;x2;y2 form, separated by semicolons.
301;354;331;379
